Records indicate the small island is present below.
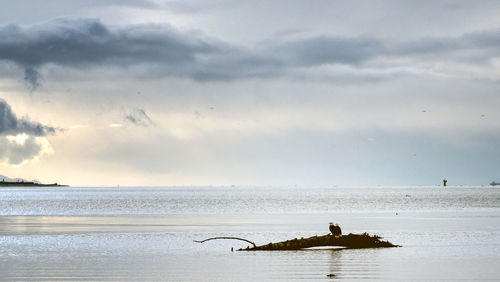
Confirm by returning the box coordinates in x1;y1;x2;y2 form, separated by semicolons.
0;179;67;187
195;232;399;251
237;233;398;251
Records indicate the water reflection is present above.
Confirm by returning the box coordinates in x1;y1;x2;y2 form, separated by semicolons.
324;248;382;280
327;249;343;279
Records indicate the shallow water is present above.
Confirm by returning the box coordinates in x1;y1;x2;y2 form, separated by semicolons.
1;186;499;280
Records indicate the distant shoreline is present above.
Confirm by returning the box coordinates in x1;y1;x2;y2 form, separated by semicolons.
0;181;68;187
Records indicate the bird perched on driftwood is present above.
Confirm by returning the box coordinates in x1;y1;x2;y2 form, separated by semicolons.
329;222;342;237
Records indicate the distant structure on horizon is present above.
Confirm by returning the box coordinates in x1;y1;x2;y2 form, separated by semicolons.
490;181;500;186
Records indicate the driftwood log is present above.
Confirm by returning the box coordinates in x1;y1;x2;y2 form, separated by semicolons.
195;233;399;251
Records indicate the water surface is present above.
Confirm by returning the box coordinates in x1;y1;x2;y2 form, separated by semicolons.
1;186;499;280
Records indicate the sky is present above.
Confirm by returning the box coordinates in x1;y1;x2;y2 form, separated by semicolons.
0;0;499;186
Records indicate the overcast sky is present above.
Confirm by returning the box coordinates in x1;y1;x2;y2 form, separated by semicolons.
0;0;499;186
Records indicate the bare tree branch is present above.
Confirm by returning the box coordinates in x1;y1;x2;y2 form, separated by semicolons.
193;237;256;248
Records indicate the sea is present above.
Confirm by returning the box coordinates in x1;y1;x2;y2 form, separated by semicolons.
0;186;499;281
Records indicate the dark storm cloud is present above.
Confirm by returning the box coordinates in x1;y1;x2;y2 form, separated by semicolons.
1;18;500;89
0;98;55;136
125;108;154;127
0;19;220;89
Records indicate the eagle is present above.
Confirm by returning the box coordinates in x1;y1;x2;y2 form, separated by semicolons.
329;222;342;237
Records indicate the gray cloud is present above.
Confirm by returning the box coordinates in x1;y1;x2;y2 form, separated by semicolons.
1;18;500;89
0;135;42;165
393;28;500;62
0;19;220;89
270;36;384;67
23;66;41;91
0;98;56;136
125;108;154;127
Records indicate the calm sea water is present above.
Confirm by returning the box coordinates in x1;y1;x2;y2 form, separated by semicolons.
1;186;499;281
